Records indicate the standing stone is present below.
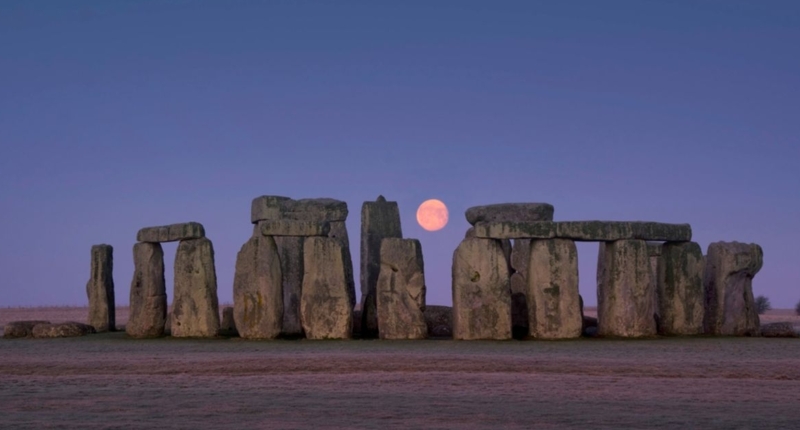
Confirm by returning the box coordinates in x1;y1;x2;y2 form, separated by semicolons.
233;235;283;339
301;237;354;339
527;239;582;339
172;238;220;338
127;242;167;338
251;195;293;223
452;238;512;340
360;195;403;337
376;238;427;340
647;242;662;328
273;236;305;337
597;240;657;337
703;241;763;336
657;242;705;335
86;244;115;332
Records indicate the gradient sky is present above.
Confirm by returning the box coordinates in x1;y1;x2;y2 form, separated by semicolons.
1;1;798;309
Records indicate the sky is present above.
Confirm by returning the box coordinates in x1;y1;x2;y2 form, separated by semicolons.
1;1;798;309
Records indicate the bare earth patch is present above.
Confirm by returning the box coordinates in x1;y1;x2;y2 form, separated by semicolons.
1;307;799;428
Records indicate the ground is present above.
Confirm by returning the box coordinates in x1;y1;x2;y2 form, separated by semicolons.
1;307;799;429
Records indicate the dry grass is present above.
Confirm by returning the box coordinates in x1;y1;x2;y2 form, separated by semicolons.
1;306;800;428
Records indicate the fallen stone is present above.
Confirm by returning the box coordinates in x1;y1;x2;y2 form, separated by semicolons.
424;305;453;338
136;222;205;243
376;238;427;340
703;241;763;336
3;321;50;339
171;238;220;338
127;242;167;338
657;241;705;335
273;236;305;337
527;239;582;339
86;244;115;333
360;195;403;338
473;221;556;240
597;240;657;337
259;220;330;236
233;235;283;339
219;306;238;336
556;221;692;242
760;322;798;338
300;237;354;339
31;322;95;338
465;203;555;225
452;238;512;340
250;195;293;223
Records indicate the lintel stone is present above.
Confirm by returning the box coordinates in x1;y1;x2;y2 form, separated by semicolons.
474;221;691;241
136;222;205;243
260;220;330;237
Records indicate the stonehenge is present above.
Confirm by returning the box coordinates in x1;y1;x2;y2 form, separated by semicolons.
61;197;774;344
86;244;115;332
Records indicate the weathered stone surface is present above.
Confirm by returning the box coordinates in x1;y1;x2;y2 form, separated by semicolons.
452;238;512;340
465;203;555;225
473;221;556;240
360;195;403;338
171;238;220;338
251;195;293;223
31;322;95;338
273;236;305;337
376;238;427;340
760;322;798;338
3;321;50;338
220;306;238;336
703;241;763;336
464;227;476;238
284;198;349;222
136;222;205;243
647;242;662;326
424;305;453;338
657;242;705;335
300;237;354;339
556;221;692;242
86;244;115;332
259;220;330;236
233;235;283;339
127;242;167;338
511;239;532;273
597;240;657;337
527;239;582;339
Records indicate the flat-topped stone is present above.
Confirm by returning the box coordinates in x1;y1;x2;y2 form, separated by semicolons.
474;221;691;241
136;222;205;243
259;220;330;236
250;195;293;224
465;203;554;226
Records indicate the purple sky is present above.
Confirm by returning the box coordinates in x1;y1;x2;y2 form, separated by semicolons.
1;1;798;308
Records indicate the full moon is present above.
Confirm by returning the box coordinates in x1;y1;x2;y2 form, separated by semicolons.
416;199;449;231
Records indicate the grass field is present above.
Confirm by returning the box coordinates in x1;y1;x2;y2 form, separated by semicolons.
1;307;800;428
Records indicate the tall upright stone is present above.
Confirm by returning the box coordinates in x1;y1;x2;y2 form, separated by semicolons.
172;238;220;338
86;244;115;332
452;238;512;340
360;195;403;337
127;242;167;338
376;238;427;340
301;237;354;339
657;241;705;335
273;236;305;337
703;241;763;336
597;240;657;337
233;235;283;339
527;239;582;339
647;242;662;327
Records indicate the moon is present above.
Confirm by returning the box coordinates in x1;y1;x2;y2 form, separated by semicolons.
416;199;449;231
